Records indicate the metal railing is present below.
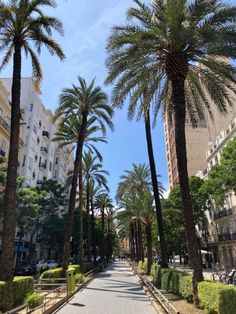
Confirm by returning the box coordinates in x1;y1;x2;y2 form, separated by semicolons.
130;262;180;314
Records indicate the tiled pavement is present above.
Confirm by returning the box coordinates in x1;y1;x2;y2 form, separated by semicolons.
54;261;156;314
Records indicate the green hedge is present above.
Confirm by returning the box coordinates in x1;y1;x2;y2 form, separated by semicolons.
40;268;63;281
138;261;143;269
150;264;162;288
24;293;44;309
198;281;236;314
68;264;81;274
13;277;34;307
179;275;193;301
83;262;93;273
142;261;148;273
0;277;33;312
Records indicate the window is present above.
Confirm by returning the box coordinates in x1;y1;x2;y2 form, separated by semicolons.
29;104;33;111
45;159;47;168
28;157;33;170
39;120;42;127
49;161;52;172
22;155;26;167
2;139;7;152
55;157;58;165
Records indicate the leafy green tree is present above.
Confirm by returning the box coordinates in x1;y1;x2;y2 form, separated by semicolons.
0;0;65;281
204;137;236;205
106;0;236;303
54;77;113;271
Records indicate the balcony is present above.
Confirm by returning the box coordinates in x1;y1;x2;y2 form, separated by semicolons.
214;208;234;220
40;146;48;154
218;233;232;242
39;162;46;169
0;116;10;133
42;130;50;139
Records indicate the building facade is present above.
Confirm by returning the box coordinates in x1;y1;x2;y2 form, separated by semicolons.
164;95;236;188
197;116;236;269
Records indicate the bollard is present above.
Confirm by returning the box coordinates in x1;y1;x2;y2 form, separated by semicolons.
66;268;76;294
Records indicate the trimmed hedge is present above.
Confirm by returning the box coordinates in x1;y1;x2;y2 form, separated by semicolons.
40;268;63;281
24;293;44;309
179;274;193;301
198;281;236;314
150;264;162;288
68;264;81;274
0;277;33;312
83;262;93;273
142;261;148;273
138;261;143;269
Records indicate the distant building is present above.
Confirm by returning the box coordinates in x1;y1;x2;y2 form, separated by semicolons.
119;238;130;255
197;116;236;269
164;94;236;189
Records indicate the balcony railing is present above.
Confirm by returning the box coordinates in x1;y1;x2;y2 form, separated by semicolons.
218;232;236;242
214;208;234;220
0;116;10;133
40;146;48;154
42;130;50;139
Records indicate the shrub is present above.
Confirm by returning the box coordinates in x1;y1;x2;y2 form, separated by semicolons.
138;261;143;269
68;264;81;274
142;261;148;273
83;262;93;273
0;281;13;311
179;275;193;302
75;273;84;282
24;293;43;309
13;277;34;307
40;268;63;281
0;277;33;312
198;281;236;314
150;264;162;288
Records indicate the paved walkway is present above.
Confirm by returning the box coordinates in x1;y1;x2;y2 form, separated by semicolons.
54;261;156;314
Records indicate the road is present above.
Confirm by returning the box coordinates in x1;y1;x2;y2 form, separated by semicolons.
54;261;156;314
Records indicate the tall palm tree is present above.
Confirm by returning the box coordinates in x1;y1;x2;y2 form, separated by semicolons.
83;151;109;261
54;77;113;271
0;0;65;281
106;0;236;304
94;193;113;261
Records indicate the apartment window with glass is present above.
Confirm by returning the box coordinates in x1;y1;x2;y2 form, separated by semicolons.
49;161;52;172
28;157;33;170
29;103;33;111
22;155;26;167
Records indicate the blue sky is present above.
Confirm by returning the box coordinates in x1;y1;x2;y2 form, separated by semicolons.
0;0;169;199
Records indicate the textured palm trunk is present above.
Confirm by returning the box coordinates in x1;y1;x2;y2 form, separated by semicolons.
145;223;152;275
171;78;203;306
78;166;84;270
0;44;22;281
145;108;168;267
138;220;144;262
101;205;105;261
130;223;135;261
62;114;87;274
134;220;140;261
86;181;91;262
91;197;96;264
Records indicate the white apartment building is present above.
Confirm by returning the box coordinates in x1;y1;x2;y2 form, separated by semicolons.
197;116;236;269
1;77;74;262
1;77;74;187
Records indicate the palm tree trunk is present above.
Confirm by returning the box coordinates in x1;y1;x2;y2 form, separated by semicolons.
138;221;144;262
101;206;105;261
134;220;140;261
62;114;87;274
78;166;84;269
0;44;22;281
130;223;135;261
145;223;152;275
171;78;203;306
86;181;91;262
91;198;96;264
144;108;168;267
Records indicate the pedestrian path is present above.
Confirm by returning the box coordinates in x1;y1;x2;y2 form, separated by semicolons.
54;261;156;314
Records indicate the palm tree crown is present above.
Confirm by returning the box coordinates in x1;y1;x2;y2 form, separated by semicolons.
0;0;65;83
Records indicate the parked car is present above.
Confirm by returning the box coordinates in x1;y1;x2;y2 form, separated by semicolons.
36;260;47;273
15;261;37;275
46;260;59;269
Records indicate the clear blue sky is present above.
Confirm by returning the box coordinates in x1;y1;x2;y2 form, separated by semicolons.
0;0;169;199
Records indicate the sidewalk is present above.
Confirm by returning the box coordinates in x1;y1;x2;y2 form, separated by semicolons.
54;261;156;314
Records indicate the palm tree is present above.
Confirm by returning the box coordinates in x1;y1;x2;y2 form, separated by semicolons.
94;193;113;261
106;0;236;304
54;77;113;271
0;0;65;281
83;151;109;261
